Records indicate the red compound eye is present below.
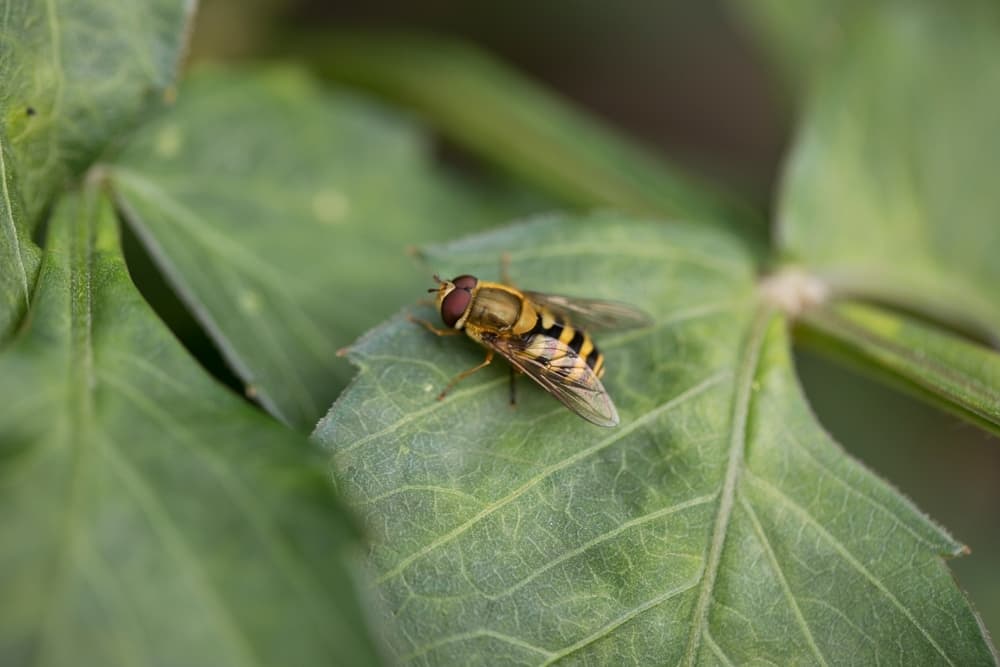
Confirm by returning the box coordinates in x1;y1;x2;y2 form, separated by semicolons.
441;288;472;327
452;275;478;291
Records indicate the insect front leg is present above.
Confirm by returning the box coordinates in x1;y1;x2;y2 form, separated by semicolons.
438;349;494;400
408;314;461;336
500;252;516;286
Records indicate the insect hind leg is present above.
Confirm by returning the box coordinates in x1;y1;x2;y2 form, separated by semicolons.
509;366;519;406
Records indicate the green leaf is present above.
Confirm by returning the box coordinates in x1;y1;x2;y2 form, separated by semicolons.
775;3;1000;335
0;0;194;223
0;124;40;339
0;187;383;666
736;1;1000;440
796;301;1000;437
110;64;544;430
306;33;764;239
315;214;993;664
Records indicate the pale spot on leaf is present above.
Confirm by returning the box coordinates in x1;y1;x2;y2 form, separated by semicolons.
312;189;350;225
239;289;261;314
155;124;182;158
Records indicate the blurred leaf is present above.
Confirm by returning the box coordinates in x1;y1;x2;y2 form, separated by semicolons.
306;33;764;241
727;0;861;89
110;65;544;430
774;3;1000;335
0;0;195;223
315;214;993;665
797;301;1000;437
0;125;40;339
0;188;383;666
185;0;289;63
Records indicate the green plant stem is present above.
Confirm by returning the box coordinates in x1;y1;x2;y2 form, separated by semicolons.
795;301;1000;438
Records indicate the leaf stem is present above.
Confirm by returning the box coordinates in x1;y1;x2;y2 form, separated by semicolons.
796;302;1000;437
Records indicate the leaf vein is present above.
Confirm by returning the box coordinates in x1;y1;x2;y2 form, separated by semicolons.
542;576;701;665
78;547;151;667
376;369;731;584
681;308;772;666
0;138;30;309
112;175;330;421
484;493;715;601
747;473;957;667
360;484;484;507
702;630;736;667
100;434;264;667
335;377;508;462
740;494;829;666
772;416;944;552
99;368;338;649
799;596;877;648
337;302;737;462
402;629;554;663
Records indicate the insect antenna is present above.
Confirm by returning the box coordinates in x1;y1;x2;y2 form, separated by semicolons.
428;273;447;292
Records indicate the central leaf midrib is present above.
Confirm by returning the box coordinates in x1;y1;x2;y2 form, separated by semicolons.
681;306;772;666
69;188;95;444
34;191;98;666
38;194;268;666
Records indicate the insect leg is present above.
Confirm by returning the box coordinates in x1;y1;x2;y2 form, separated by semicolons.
438;349;494;400
508;365;518;406
500;252;516;286
408;314;461;336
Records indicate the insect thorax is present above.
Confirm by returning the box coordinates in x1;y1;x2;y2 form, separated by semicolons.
467;286;532;332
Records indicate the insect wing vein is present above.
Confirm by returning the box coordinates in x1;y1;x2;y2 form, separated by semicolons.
485;332;619;427
522;291;652;331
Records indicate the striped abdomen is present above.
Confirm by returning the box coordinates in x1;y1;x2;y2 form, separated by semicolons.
528;308;606;377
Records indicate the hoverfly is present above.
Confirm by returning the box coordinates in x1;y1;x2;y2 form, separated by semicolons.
413;272;651;427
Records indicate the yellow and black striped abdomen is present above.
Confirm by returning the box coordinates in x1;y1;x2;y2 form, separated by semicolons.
528;309;605;378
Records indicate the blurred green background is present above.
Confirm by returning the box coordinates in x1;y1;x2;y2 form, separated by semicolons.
178;0;999;638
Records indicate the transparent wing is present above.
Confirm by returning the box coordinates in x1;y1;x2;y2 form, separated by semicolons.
484;332;619;427
522;291;652;331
